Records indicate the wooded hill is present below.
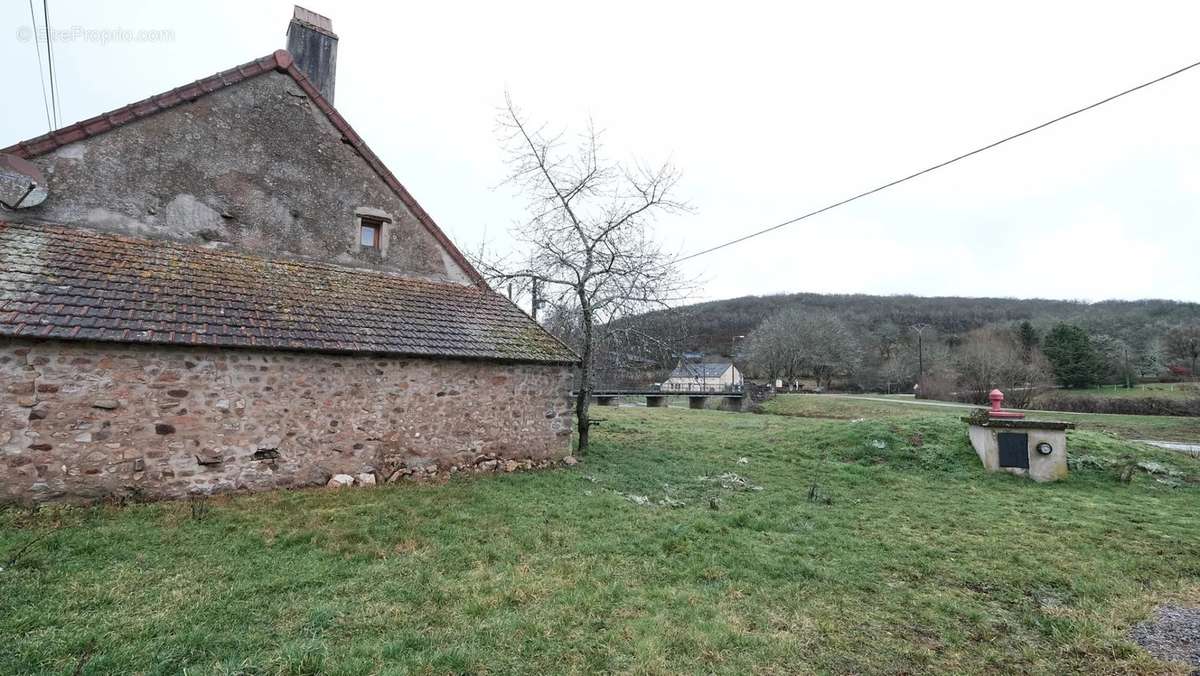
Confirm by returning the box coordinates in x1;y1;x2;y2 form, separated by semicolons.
629;292;1200;358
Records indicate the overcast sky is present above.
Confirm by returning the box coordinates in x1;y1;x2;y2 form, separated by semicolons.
3;0;1199;304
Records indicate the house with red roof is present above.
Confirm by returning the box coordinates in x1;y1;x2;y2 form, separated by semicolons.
0;8;577;503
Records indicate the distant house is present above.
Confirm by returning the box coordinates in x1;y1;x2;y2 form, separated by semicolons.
661;360;743;392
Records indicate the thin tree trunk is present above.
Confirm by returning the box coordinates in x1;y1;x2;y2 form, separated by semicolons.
575;378;590;453
576;310;594;452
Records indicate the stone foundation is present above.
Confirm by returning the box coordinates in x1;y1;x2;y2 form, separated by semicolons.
1;339;574;504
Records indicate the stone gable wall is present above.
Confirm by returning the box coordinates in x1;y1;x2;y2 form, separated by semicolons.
6;71;473;284
0;339;574;504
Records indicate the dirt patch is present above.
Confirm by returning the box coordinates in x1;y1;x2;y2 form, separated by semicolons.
1130;605;1200;671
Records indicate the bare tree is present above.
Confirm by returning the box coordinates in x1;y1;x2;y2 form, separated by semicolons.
745;309;804;384
475;96;689;452
799;312;863;390
543;304;686;389
954;328;1051;407
745;307;862;389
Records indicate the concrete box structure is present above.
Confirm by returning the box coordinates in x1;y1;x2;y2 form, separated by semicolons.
966;419;1074;482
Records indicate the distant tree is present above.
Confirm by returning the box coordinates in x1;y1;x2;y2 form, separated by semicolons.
476;96;689;452
1042;324;1103;389
875;335;953;394
800;313;863;389
877;356;911;392
745;309;804;383
543;305;683;388
745;308;862;389
1137;341;1168;379
873;321;902;361
954;328;1051;407
1164;325;1200;379
1016;320;1039;363
1091;334;1135;388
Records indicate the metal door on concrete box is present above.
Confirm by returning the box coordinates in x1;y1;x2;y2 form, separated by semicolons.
998;432;1030;469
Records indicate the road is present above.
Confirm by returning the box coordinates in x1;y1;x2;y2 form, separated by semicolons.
815;393;1110;417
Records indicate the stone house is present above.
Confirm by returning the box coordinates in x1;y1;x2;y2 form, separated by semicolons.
0;9;577;504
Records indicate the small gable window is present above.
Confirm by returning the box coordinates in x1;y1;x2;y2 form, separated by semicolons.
359;217;384;249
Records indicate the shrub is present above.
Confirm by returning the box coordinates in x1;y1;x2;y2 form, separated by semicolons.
1033;393;1200;417
916;373;956;401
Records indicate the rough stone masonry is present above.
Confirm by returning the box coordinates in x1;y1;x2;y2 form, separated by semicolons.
1;339;574;504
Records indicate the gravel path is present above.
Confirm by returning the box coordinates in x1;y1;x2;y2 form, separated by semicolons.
1136;440;1200;458
828;395;975;409
824;394;1113;417
1130;605;1200;671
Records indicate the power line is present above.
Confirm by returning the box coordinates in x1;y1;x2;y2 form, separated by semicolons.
674;57;1200;265
43;0;59;128
27;0;51;131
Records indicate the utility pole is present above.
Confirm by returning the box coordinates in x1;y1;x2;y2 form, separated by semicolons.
731;335;745;390
911;323;931;387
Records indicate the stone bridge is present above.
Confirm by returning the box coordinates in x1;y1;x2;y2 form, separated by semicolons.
581;389;746;411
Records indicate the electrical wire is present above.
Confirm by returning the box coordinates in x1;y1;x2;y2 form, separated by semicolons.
43;0;59;128
27;0;52;131
674;57;1200;265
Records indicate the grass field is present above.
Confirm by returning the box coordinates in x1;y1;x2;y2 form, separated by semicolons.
2;403;1199;674
1056;384;1200;400
770;394;1200;442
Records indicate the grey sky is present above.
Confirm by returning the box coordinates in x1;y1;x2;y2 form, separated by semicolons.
3;0;1198;303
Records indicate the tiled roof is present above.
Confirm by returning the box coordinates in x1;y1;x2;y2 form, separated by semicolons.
0;50;485;286
668;362;732;379
0;221;578;364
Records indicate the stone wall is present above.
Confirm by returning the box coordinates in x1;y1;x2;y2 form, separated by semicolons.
0;339;574;504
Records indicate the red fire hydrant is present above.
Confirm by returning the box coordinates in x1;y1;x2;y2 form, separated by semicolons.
987;389;1025;419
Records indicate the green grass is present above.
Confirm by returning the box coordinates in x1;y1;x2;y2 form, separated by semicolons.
2;404;1199;674
770;394;1200;442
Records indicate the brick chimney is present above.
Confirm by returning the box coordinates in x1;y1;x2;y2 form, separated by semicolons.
286;6;338;103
